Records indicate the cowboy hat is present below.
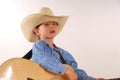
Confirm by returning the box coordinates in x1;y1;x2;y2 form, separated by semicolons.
21;7;68;42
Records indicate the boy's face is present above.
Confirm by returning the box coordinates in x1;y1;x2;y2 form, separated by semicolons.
34;21;59;39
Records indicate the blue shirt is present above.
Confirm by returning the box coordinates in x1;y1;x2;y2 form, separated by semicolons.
31;40;95;80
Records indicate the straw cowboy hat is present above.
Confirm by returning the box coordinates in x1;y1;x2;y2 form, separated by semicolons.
21;7;68;42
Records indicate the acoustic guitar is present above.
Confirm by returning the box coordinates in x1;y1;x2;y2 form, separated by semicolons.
0;58;120;80
0;58;73;80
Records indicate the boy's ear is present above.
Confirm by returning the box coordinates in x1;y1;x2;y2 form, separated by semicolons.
33;28;40;35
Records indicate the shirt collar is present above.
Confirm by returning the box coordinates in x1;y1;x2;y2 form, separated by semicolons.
38;39;58;50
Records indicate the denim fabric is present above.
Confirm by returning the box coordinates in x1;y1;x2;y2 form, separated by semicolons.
31;40;95;80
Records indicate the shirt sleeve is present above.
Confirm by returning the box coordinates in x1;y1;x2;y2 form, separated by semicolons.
61;49;95;80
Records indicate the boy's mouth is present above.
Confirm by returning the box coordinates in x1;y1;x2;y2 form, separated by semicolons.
50;30;55;33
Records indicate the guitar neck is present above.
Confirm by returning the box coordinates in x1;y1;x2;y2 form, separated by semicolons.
107;78;120;80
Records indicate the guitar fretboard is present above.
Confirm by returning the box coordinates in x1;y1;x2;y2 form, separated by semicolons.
107;78;120;80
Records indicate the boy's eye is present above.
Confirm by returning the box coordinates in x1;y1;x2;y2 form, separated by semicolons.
53;22;58;25
44;23;49;26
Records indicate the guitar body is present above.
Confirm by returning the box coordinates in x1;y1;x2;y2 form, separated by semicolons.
0;58;70;80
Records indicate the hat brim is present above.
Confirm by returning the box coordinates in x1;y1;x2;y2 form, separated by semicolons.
21;14;68;42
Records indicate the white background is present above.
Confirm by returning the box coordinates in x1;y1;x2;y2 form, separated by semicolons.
0;0;120;79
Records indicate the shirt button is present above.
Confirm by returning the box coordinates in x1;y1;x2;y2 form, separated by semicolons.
52;54;55;57
59;71;61;74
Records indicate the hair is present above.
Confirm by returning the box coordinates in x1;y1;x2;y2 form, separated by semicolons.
33;24;41;34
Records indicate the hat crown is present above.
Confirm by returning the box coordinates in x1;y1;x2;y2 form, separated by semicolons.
39;7;54;16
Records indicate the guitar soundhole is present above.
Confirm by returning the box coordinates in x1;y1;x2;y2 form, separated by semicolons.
27;77;34;80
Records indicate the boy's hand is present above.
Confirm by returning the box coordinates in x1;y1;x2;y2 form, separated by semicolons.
64;65;78;80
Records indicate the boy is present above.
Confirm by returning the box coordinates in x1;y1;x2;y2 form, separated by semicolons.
21;7;105;80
